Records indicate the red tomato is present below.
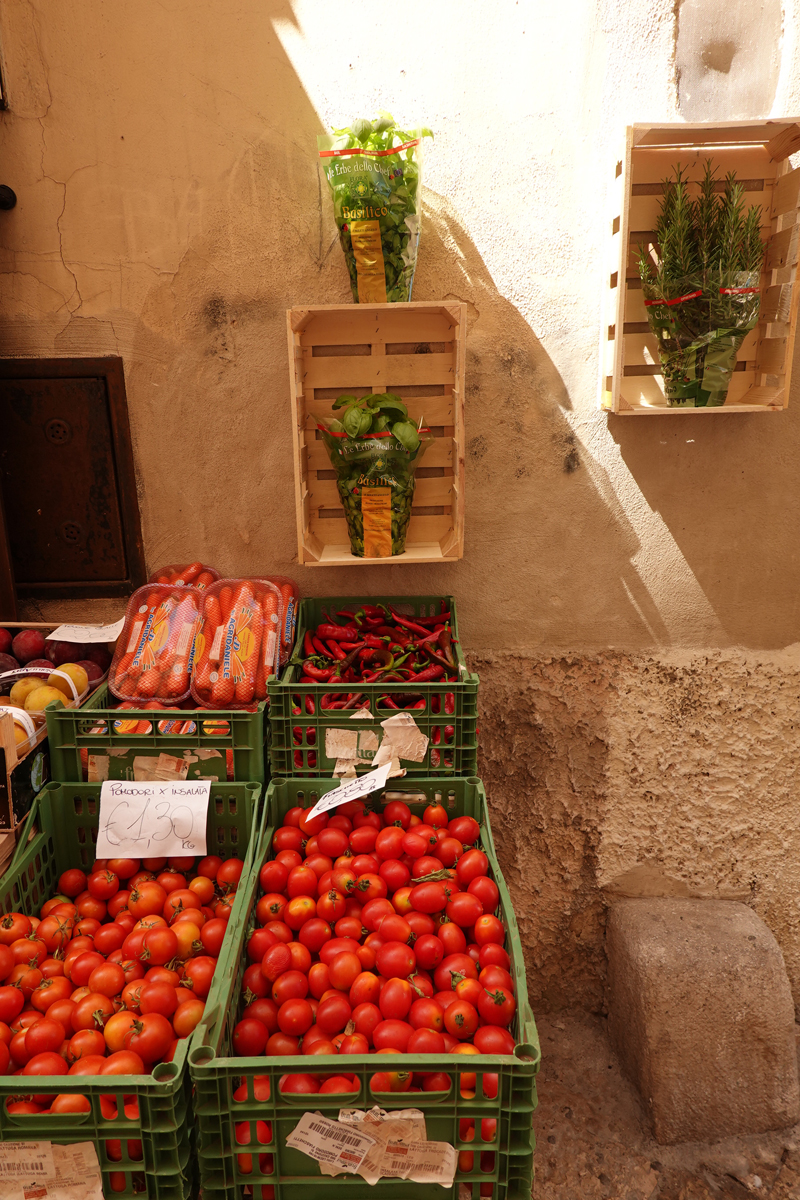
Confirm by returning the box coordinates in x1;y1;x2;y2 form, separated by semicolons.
455;977;484;1007
327;953;361;992
456;849;488;885
100;1050;146;1075
334;916;363;940
477;986;515;1027
383;800;411;829
407;1027;445;1053
360;899;393;932
355;874;386;903
375;941;415;979
139;982;178;1017
473;1025;516;1055
306;962;330;1000
349;971;381;1007
330;867;357;896
338;1032;369;1055
409;997;444;1031
274;850;302;871
372;1019;412;1052
316;890;346;924
378;859;411;893
286;866;318;899
23;1051;68;1075
284;897;316;931
303;854;333;880
375;913;412;944
261;944;292;983
108;893;131;919
316;828;349;858
379;978;413;1020
319;937;360;965
473;914;505;945
479;965;514;992
375;827;405;861
247;928;278;962
241;997;278;1032
410;881;447;914
315;995;351;1036
273;827;304;854
67;952;105;987
414;934;444;971
297;919;332;954
422;803;448;829
277;998;313;1036
423;1071;451;1091
0;985;24;1024
72;992;115;1032
45;999;76;1029
200;918;228;958
436;837;464;868
31;977;72;1012
92;925;125;957
123;1012;173;1063
182;956;217;999
233;1018;268;1056
25;1017;65;1057
88;870;120;900
479;943;510;970
434;954;478;993
297;809;327;838
444;1000;479;1038
352;809;381;830
88;962;126;998
467;876;499;913
271;971;308;1005
446;893;483;929
279;1072;319;1094
266;1031;299;1055
447;815;481;845
58;870;88;898
349;826;378;855
350;854;379;877
173;998;205;1038
259;861;289;894
128;882;167;920
319;1075;358;1094
351;1002;381;1043
438;922;467;956
256;893;287;924
67;1028;105;1062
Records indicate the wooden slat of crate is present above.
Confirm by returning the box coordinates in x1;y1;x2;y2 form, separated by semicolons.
601;120;800;415
288;303;466;566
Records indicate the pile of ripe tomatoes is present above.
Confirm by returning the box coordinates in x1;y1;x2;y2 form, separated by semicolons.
232;796;516;1095
0;851;244;1107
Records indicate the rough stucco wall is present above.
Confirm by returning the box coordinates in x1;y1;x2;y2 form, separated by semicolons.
3;1;800;1013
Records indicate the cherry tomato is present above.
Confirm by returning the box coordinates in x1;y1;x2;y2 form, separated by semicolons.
355;874;387;902
350;853;379;877
383;800;411;829
447;815;481;845
273;827;304;854
468;876;500;913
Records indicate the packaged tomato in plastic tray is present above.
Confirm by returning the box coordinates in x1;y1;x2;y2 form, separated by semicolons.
109;584;202;705
148;560;221;589
191;578;283;709
260;574;299;667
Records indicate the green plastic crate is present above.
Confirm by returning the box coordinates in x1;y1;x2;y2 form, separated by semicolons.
268;596;479;778
0;779;263;1200
45;683;269;784
190;776;539;1200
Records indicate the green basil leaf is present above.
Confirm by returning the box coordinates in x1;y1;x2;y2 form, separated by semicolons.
392;420;420;452
358;409;373;436
343;406;363;437
328;419;345;433
333;393;358;410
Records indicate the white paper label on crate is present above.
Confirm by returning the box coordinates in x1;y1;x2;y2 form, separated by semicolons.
96;780;209;857
380;712;428;762
0;1143;104;1200
47;619;125;645
286;1112;374;1174
349;707;374;720
0;1144;55;1182
304;761;392;820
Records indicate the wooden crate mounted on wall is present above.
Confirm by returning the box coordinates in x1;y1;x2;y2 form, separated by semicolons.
600;119;800;415
287;303;466;566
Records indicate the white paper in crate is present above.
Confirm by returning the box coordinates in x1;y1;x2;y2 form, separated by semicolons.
0;1143;103;1200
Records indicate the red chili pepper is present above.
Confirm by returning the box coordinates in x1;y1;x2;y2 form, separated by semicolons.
338;641;366;652
408;612;452;626
327;640;346;661
380;695;401;710
362;634;388;649
303;631;317;658
302;660;333;681
388;608;433;638
421;642;455;673
410;698;427;709
313;636;331;657
409;665;445;682
445;693;455;716
305;695;316;716
316;623;360;642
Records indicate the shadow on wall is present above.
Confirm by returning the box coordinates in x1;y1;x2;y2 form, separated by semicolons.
608;388;800;649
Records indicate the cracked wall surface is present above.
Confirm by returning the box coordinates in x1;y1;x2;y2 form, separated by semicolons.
3;1;800;1014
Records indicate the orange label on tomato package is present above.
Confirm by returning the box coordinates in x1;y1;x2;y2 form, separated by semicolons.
350;219;388;303
362;488;392;558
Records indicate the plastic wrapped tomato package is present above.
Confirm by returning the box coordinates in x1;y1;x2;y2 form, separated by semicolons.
191;578;283;709
260;574;299;667
148;561;221;589
109;584;203;704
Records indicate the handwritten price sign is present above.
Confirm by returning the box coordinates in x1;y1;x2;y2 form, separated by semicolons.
96;780;210;857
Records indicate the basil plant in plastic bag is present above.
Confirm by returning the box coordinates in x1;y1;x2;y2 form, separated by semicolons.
318;113;433;303
638;162;764;407
318;393;432;559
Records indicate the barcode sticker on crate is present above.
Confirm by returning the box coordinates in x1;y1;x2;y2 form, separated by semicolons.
335;1107;456;1186
286;1112;375;1173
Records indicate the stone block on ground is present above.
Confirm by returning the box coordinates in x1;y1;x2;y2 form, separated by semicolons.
606;898;800;1144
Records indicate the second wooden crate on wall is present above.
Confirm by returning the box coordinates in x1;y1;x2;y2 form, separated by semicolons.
287;302;466;566
601;119;800;415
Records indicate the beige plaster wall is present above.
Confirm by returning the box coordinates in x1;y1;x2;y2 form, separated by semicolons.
3;0;800;1011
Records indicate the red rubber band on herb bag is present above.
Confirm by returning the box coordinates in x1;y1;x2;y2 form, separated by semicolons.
319;139;420;158
644;289;703;307
719;287;760;295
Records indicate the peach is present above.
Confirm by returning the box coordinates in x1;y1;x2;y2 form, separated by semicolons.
48;664;88;699
24;686;66;713
11;630;46;665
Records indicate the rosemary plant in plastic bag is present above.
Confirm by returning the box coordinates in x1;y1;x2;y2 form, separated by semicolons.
318;113;432;303
318;393;432;558
638;162;764;407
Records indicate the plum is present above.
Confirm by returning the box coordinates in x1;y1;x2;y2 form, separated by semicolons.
0;629;11;656
0;653;19;677
75;660;104;684
82;645;112;672
25;659;52;679
12;630;46;665
45;640;87;667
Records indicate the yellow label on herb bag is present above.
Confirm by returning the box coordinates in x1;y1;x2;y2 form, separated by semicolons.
362;487;392;557
350;219;388;303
